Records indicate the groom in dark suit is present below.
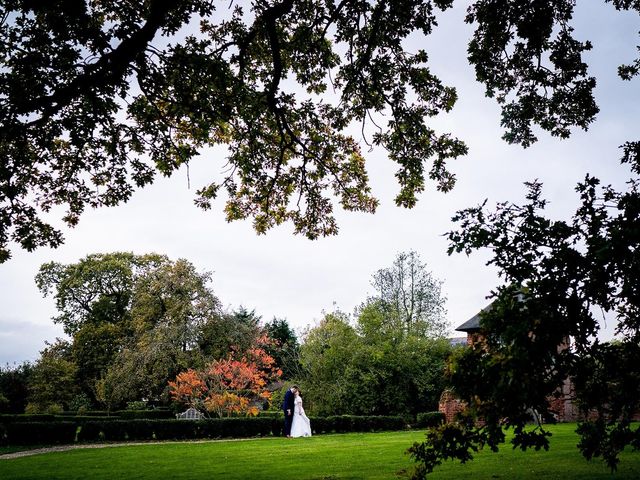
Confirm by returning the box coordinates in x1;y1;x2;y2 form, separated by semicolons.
282;385;298;437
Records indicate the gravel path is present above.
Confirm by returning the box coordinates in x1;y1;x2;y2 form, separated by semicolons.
0;437;264;460
0;444;123;459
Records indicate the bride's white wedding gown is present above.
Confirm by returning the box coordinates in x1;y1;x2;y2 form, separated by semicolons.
290;395;312;437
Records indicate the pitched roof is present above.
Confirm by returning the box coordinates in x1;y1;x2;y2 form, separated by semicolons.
455;303;492;332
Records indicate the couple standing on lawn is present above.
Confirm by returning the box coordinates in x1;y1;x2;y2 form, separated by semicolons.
282;385;312;438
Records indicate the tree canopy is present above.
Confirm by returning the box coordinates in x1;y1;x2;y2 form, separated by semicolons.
263;317;301;379
298;254;449;417
33;252;242;407
368;250;447;337
4;0;634;260
15;250;450;416
298;307;452;417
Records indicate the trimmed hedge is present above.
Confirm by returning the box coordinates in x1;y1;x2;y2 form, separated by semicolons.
0;413;121;423
0;415;407;446
65;416;123;422
0;414;56;423
0;421;78;445
414;412;445;428
256;411;283;419
310;415;406;434
1;418;274;446
115;410;174;420
0;410;175;423
57;411;114;417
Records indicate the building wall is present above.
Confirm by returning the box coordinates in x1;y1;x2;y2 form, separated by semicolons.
441;331;581;423
438;389;466;424
444;327;640;424
547;376;578;422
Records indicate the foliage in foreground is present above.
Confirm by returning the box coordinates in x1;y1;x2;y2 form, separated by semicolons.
409;149;640;476
0;0;469;260
3;0;632;260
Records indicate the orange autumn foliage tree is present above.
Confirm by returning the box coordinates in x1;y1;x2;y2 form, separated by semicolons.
169;335;282;417
167;369;208;410
204;391;252;418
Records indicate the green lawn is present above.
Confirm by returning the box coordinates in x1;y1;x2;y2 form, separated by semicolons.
1;425;639;479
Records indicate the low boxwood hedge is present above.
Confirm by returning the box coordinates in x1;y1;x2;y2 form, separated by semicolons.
0;415;407;446
0;414;56;423
256;411;283;419
0;421;77;445
0;413;121;423
414;412;445;428
310;415;406;434
57;411;115;417
115;410;175;420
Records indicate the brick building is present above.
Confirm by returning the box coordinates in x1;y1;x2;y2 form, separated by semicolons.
440;304;579;422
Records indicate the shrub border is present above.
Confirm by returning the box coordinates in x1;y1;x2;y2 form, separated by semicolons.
0;415;408;446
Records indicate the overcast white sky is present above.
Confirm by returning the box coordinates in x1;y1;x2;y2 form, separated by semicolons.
1;2;639;365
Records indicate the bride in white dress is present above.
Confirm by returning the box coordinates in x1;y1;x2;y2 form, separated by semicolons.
290;390;312;437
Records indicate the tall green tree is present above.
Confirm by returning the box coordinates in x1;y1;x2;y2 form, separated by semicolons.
356;300;452;415
369;251;448;338
263;317;300;379
27;339;79;412
130;258;223;351
35;252;167;401
34;252;231;407
299;308;451;416
298;310;359;415
0;362;33;413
